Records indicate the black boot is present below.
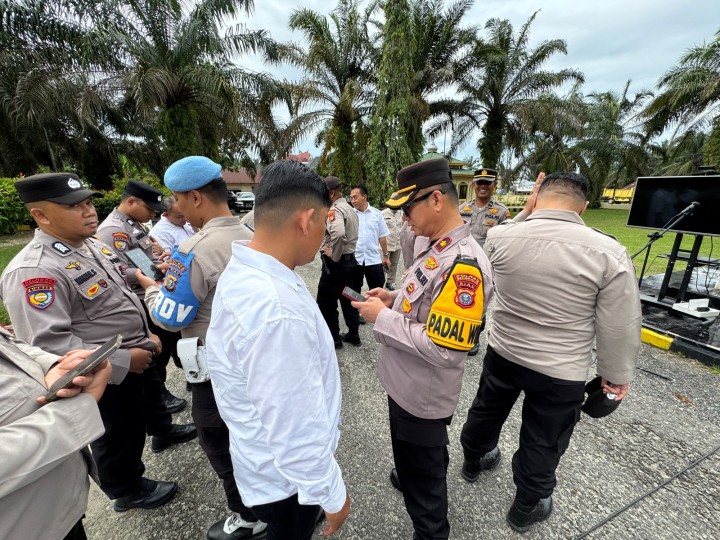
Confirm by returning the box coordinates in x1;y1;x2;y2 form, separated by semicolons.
461;447;500;482
340;328;361;347
506;496;553;533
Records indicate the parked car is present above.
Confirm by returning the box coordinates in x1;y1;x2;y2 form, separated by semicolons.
235;191;255;211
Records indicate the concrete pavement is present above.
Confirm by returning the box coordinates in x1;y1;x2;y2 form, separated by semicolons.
83;253;720;540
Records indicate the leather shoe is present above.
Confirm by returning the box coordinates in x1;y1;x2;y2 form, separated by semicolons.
340;332;361;347
389;468;402;492
207;513;267;539
113;477;178;512
334;337;343;349
467;342;480;357
358;316;367;325
506;496;553;533
151;423;197;453
164;392;187;414
461;447;500;482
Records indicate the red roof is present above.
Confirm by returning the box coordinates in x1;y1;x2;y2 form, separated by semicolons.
286;151;311;163
222;169;261;186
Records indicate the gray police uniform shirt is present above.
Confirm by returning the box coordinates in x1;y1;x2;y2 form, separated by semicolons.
324;198;359;262
373;223;494;419
485;208;641;384
0;327;104;540
459;198;511;247
97;208;157;299
0;229;156;384
144;216;253;340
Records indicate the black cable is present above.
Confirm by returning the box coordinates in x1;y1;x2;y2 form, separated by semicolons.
573;442;720;540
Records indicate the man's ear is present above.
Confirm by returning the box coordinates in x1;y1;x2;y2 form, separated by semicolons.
29;207;49;226
296;207;316;235
578;200;590;215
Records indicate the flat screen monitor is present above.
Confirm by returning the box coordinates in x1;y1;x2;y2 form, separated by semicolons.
626;175;720;236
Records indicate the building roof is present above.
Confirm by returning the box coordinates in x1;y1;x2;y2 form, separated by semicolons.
222;169;261;186
286;151;311;163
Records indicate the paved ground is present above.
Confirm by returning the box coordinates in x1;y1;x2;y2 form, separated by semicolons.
83;253;720;540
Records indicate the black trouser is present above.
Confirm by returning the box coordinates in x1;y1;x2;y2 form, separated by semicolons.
143;303;182;385
460;345;585;504
317;254;359;340
192;381;257;522
389;396;452;540
91;372;147;499
250;493;320;540
142;359;173;436
63;518;86;540
353;262;386;292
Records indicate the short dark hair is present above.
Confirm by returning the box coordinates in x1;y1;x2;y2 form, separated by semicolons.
424;181;458;204
255;160;331;226
350;184;368;197
538;172;588;201
196;178;229;204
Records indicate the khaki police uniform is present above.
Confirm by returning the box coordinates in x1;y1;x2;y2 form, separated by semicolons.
381;207;404;288
0;229;158;500
317;197;360;342
143;216;257;522
373;222;493;539
461;208;642;506
0;327;104;540
98;207;181;430
97;208;157;300
459;198;511;248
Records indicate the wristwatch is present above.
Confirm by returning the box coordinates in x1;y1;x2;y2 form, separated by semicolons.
383;252;389;257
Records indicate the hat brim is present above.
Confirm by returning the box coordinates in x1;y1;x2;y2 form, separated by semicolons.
385;184;419;209
147;200;165;212
46;189;103;205
472;177;496;183
581;376;622;418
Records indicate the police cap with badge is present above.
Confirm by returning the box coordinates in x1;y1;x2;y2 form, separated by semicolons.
385;158;453;209
15;172;102;204
124;180;164;212
472;168;497;183
581;376;623;418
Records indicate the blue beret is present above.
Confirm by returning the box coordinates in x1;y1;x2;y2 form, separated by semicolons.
164;156;223;192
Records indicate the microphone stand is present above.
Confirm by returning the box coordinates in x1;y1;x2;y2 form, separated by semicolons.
633;210;694;288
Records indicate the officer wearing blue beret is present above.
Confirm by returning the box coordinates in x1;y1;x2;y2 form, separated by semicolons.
136;156;265;540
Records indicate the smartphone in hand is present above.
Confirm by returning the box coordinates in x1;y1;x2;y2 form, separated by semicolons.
44;335;122;402
342;286;366;302
125;247;164;281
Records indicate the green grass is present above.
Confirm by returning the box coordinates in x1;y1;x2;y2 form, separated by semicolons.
0;243;26;325
581;208;718;276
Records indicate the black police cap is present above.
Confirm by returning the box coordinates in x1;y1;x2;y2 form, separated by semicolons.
124;180;164;211
581;376;623;418
324;176;342;190
473;168;498;182
15;173;102;205
386;158;453;209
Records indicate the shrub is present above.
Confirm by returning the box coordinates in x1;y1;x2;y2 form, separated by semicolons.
0;178;32;234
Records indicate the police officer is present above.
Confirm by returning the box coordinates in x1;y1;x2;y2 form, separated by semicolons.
459;168;510;356
0;172;187;511
317;175;360;349
352;159;494;540
459;168;511;248
135;156;265;540
97;180;188;415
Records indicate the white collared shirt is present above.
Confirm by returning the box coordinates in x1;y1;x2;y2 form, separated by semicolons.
148;215;195;251
206;241;347;512
354;205;389;265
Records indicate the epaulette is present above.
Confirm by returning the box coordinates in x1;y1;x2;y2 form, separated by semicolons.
590;227;620;243
177;230;208;255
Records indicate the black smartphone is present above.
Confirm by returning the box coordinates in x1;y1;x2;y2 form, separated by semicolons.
342;286;366;302
125;247;164;281
44;334;123;402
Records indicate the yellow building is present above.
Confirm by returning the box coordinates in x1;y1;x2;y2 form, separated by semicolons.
420;143;475;201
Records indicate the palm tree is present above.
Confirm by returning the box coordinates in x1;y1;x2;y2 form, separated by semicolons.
428;11;584;168
645;29;720;135
286;0;379;182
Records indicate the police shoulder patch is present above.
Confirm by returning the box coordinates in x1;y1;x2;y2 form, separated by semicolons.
23;277;56;310
328;209;336;223
113;232;129;251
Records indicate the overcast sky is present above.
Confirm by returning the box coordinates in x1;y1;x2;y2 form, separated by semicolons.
237;0;720;158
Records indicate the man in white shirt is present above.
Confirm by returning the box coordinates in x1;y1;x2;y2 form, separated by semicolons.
206;160;351;540
348;184;390;345
149;196;196;251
